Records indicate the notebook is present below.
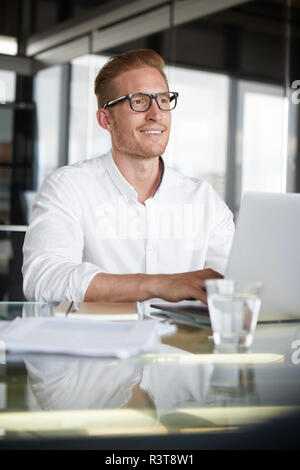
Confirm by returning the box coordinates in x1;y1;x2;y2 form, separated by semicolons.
54;301;138;321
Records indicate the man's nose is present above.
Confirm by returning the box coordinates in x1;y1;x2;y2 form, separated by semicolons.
146;98;163;119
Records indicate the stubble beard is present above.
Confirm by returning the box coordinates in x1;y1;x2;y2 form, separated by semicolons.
111;126;169;160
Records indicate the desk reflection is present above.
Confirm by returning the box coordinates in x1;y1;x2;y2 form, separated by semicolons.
24;345;259;419
207;359;258;407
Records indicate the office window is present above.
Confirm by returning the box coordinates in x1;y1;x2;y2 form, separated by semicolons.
164;66;229;198
237;81;286;202
69;54;111;165
34;65;63;188
0;70;16;103
0;35;17;56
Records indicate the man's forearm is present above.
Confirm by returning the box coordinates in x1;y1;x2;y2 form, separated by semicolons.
84;272;160;302
84;269;222;303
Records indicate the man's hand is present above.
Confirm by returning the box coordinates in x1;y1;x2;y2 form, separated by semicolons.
149;269;223;304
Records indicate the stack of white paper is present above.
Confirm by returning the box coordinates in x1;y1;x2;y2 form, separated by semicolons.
0;317;176;359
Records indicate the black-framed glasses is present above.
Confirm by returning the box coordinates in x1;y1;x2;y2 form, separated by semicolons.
103;91;179;112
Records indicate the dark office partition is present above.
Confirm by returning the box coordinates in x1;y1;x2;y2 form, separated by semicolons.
8;75;35;301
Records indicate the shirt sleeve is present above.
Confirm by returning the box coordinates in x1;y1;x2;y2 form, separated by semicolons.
203;184;235;275
22;170;103;302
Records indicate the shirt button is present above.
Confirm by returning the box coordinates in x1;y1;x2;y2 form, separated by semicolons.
147;243;153;252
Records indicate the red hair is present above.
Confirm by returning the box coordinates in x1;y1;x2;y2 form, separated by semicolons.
94;49;168;109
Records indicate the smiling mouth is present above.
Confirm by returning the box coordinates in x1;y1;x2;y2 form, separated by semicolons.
140;130;164;134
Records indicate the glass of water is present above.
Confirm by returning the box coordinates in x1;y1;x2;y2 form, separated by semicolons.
205;279;263;351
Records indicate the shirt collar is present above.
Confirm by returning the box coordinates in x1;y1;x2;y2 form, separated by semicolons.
101;150;165;200
153;156;165;197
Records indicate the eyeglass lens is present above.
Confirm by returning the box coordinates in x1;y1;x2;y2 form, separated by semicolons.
130;92;176;111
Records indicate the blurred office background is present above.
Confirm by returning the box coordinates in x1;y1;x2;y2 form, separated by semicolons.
0;0;299;300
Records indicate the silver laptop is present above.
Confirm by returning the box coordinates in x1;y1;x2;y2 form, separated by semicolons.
152;191;300;324
225;191;300;321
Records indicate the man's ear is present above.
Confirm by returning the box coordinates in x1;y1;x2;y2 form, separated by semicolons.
96;109;113;131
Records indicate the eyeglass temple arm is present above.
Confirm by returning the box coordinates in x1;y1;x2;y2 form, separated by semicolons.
171;92;179;101
103;95;127;109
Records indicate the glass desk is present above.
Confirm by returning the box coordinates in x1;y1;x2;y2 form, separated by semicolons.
0;302;300;450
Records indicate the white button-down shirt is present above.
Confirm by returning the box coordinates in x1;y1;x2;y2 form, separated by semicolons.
22;150;234;302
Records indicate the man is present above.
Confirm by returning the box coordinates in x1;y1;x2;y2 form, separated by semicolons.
22;49;234;304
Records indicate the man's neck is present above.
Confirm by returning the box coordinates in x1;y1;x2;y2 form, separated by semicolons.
112;150;162;205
